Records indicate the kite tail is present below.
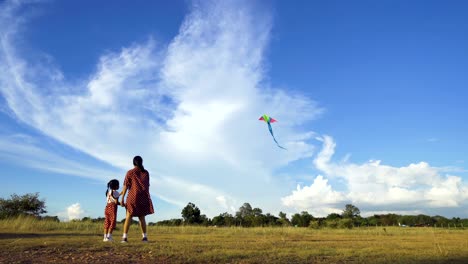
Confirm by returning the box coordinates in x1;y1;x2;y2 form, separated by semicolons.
277;144;287;150
267;122;287;150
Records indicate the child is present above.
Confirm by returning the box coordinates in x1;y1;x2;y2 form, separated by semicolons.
103;179;120;242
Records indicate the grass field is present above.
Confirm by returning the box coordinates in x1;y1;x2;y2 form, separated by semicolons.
1;217;468;263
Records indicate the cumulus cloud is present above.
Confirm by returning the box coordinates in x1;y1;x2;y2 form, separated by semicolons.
282;176;345;208
0;0;323;216
281;175;346;216
58;203;84;221
283;135;468;216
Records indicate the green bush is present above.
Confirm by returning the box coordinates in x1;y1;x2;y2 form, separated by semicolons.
338;218;354;229
325;220;338;228
309;220;321;229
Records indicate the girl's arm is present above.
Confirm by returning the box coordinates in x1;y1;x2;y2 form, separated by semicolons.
107;191;117;204
111;192;118;204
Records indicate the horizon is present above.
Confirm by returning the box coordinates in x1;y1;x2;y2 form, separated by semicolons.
1;0;467;222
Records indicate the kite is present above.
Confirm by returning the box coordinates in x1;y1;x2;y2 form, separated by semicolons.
259;114;287;150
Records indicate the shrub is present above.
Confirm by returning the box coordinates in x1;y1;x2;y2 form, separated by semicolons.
325;220;338;228
309;220;321;229
338;218;354;229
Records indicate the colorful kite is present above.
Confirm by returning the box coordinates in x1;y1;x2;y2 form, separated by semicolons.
259;114;287;150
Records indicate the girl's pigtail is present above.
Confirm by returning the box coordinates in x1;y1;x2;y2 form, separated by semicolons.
105;181;110;197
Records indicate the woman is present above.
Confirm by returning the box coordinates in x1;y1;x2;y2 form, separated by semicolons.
120;156;154;243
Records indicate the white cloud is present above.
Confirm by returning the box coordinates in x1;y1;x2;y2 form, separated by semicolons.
281;175;345;212
58;203;84;221
425;176;467;207
215;195;237;213
0;133;119;179
283;135;468;216
0;0;323;217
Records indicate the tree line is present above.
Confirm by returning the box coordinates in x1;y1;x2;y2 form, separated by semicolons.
1;193;468;228
158;202;468;228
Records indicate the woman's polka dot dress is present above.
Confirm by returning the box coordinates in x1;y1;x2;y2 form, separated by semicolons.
124;167;154;217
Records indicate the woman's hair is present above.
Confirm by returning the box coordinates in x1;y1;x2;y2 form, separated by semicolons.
133;155;146;172
105;179;120;196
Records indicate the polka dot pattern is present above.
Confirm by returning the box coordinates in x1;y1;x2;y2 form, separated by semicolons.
124;167;155;217
104;203;117;230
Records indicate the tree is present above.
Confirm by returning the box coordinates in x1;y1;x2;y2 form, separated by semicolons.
223;213;236;226
277;211;291;226
326;213;342;220
291;211;314;227
252;207;263;216
413;214;434;226
338;218;354;229
120;218;139;225
278;211;287;220
236;202;253;226
263;213;279;226
342;204;360;219
300;211;314;227
431;215;449;226
41;215;60;222
212;214;226;226
236;203;253;218
0;193;46;218
213;212;236;226
367;215;379;226
181;202;201;224
155;218;183;226
379;214;399;226
199;214;211;226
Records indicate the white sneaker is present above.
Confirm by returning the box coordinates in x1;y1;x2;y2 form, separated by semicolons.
103;237;109;242
107;236;114;242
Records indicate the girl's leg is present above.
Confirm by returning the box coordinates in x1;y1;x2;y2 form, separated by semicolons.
109;206;117;237
103;215;110;240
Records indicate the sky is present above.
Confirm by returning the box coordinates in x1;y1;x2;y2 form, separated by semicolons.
1;0;467;222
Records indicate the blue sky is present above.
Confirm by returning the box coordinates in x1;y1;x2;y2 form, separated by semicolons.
1;0;467;222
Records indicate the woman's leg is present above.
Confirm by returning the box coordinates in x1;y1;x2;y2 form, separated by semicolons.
138;215;147;234
123;211;132;234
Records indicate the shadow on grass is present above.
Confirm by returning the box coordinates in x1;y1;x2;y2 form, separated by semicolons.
0;233;98;239
411;257;468;264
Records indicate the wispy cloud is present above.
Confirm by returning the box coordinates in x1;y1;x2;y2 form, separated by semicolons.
0;0;322;215
0;133;120;179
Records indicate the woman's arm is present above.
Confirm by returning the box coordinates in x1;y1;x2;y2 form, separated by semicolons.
120;185;127;206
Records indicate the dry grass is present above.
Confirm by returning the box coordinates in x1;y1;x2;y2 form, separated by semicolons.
1;218;467;263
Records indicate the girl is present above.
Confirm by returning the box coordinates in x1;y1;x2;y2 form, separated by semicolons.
103;179;120;242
